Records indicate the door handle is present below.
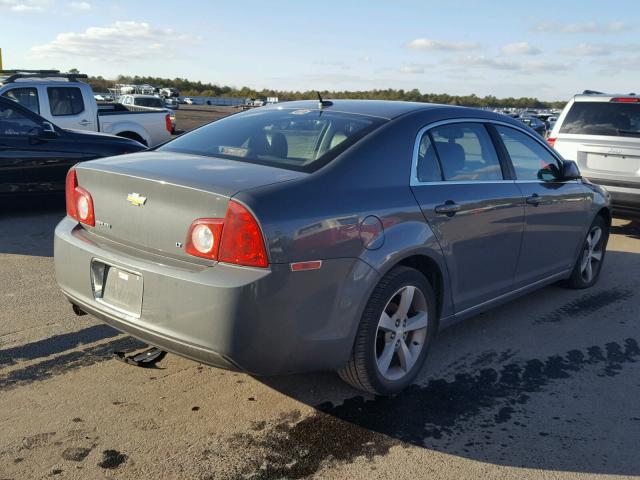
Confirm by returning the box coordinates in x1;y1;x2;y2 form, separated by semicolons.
435;201;461;216
79;119;91;126
526;194;541;206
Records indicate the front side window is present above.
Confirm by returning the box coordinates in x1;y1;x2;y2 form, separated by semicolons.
47;87;85;116
159;109;385;172
429;123;503;181
496;125;561;181
559;101;640;137
0;103;40;136
1;87;39;114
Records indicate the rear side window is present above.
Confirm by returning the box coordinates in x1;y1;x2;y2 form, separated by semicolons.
1;88;39;114
560;101;640;137
496;126;561;181
429;123;503;181
47;87;85;116
159;109;385;172
416;133;443;182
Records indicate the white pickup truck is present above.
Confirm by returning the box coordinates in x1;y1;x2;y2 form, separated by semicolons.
0;72;172;146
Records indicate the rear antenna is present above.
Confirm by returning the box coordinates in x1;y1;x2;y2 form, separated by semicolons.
317;91;333;109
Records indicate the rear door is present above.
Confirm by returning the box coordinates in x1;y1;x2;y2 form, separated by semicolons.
44;86;95;131
492;124;589;287
410;121;525;313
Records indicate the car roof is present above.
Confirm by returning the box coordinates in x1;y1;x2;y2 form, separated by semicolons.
573;92;640;102
262;99;458;120
261;99;526;126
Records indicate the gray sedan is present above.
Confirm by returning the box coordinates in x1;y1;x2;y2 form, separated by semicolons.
54;100;611;395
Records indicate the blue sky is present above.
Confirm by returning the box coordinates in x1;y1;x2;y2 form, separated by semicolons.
1;0;639;100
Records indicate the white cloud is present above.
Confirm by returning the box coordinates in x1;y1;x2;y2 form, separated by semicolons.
407;38;480;51
448;56;571;73
0;0;51;12
532;21;634;34
399;64;425;74
501;42;541;56
559;43;611;57
29;21;200;61
68;1;91;10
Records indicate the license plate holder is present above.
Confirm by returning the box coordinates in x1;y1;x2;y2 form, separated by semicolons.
91;260;143;318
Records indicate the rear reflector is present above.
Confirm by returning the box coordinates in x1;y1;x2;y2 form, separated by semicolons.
610;97;640;103
547;137;556;148
290;261;322;271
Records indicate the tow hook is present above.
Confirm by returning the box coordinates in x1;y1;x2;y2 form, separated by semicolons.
113;347;167;368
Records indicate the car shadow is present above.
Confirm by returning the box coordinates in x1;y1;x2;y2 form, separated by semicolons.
611;218;640;240
0;199;64;257
256;250;640;477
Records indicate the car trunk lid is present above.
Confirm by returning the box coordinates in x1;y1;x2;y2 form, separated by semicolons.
75;151;305;261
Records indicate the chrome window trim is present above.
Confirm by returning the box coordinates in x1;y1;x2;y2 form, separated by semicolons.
410;117;564;186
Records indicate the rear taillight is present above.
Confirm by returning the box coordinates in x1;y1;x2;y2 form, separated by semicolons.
547;137;556;148
185;200;268;268
185;218;224;260
165;113;172;133
65;168;95;227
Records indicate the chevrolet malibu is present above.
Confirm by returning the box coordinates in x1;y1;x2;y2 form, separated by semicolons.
54;100;611;395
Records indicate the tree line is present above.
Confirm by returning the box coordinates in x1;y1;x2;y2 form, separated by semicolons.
85;74;566;109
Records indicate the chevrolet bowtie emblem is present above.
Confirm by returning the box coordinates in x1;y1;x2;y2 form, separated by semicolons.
126;192;147;206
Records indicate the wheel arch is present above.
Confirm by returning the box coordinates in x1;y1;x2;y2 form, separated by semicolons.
116;131;147;146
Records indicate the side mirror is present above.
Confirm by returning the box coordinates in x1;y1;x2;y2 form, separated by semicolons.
560;159;581;180
39;121;59;139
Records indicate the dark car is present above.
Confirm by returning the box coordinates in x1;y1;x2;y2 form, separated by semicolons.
518;115;547;137
0;97;145;195
54;100;611;395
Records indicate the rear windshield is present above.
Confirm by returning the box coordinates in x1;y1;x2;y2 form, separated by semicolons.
560;101;640;137
135;97;165;108
158;108;385;172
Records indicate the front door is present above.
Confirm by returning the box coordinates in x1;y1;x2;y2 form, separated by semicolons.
0;101;85;194
492;124;590;287
410;121;525;313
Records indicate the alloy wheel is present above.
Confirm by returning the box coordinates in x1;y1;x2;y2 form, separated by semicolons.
580;225;604;283
375;285;429;381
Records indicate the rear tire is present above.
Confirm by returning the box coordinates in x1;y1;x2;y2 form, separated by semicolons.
566;215;608;289
338;266;438;395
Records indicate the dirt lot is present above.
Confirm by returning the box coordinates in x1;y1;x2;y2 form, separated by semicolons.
172;104;239;134
1;208;639;479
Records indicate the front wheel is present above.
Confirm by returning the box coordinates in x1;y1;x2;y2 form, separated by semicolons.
338;266;438;395
566;216;609;289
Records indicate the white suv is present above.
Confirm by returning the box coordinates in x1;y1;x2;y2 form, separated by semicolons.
550;92;640;218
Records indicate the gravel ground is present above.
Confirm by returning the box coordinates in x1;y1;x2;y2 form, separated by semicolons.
1;118;640;480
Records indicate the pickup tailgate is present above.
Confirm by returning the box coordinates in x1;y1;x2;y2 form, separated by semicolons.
75;151;305;260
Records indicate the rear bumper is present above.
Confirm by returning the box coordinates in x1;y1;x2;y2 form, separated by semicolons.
585;177;640;217
54;217;377;375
